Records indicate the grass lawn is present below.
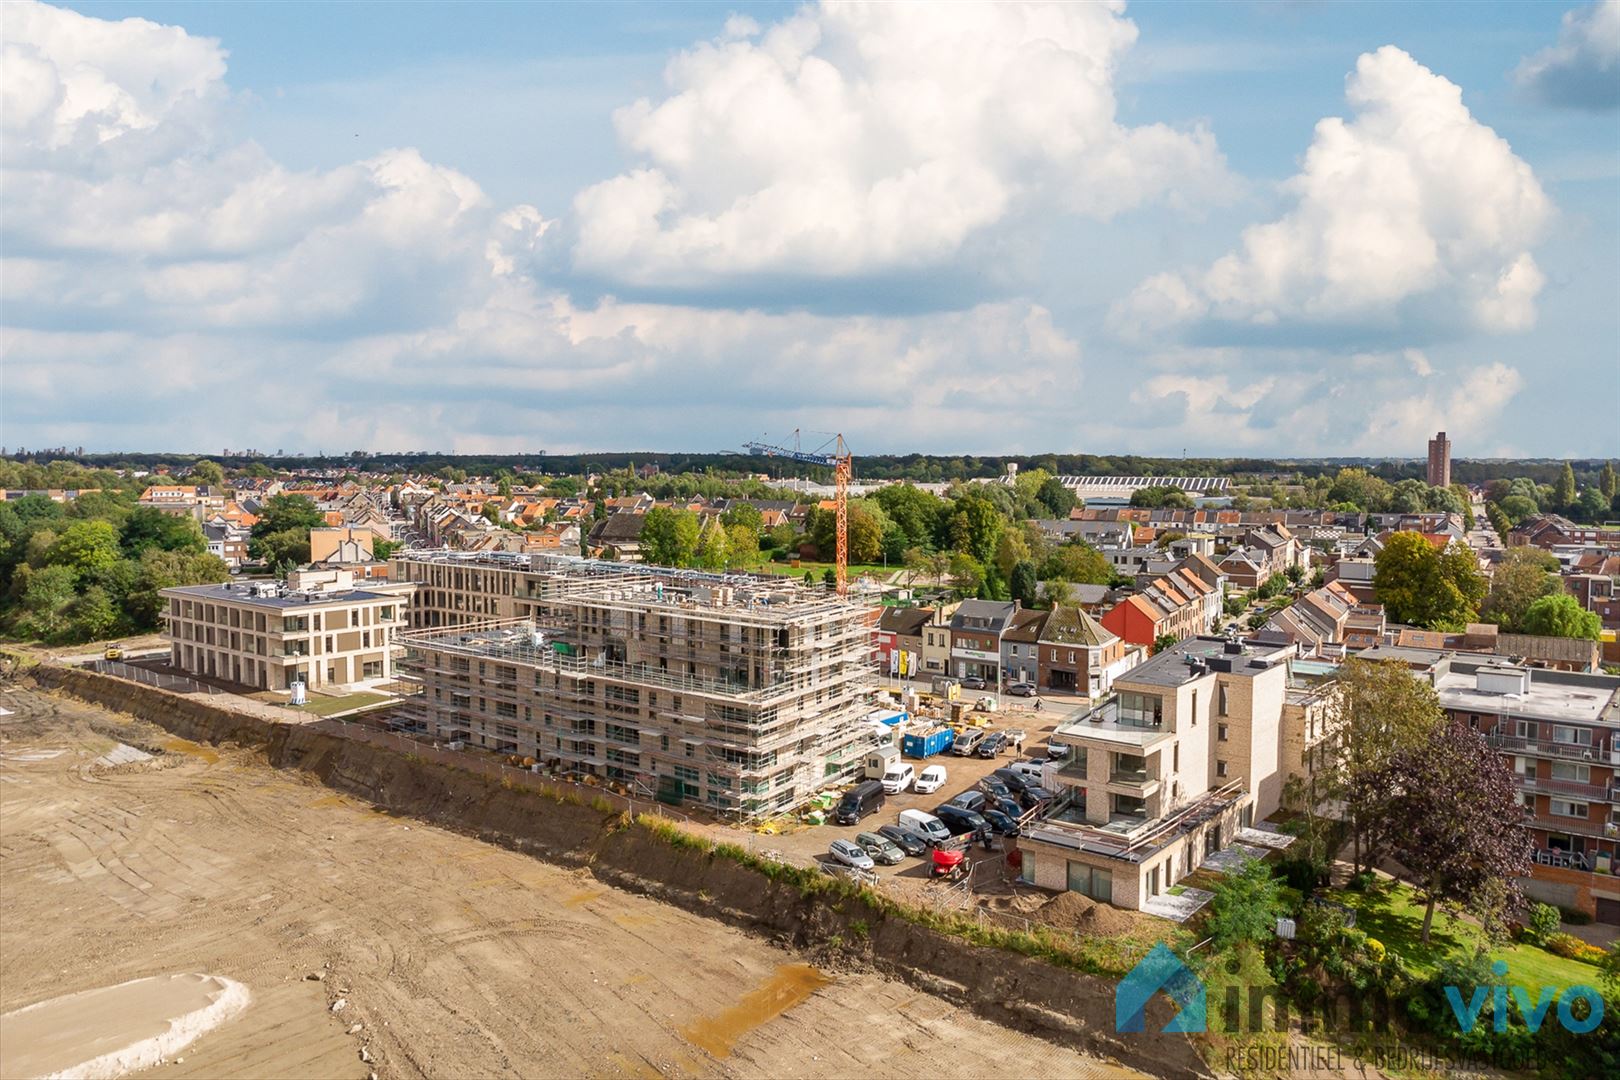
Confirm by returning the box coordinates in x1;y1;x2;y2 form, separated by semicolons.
297;691;387;717
1332;879;1600;990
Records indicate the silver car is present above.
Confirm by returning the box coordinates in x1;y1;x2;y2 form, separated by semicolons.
828;838;876;871
855;831;905;865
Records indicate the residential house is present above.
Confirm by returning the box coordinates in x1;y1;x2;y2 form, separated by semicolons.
1001;608;1050;687
1037;606;1142;697
949;600;1018;684
875;606;933;679
585;512;648;561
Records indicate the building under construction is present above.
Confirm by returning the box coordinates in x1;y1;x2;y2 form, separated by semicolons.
394;552;878;818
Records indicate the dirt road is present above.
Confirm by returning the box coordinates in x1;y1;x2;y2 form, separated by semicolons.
0;686;1135;1079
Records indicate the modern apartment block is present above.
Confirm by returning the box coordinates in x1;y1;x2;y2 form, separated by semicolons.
394;554;878;818
1427;430;1452;488
161;569;414;690
1020;637;1312;911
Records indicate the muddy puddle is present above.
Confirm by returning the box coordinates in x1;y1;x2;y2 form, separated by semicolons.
681;964;833;1060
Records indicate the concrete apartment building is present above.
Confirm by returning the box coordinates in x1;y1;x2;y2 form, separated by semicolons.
1427;430;1452;488
396;556;877;818
1019;637;1303;911
161;569;415;690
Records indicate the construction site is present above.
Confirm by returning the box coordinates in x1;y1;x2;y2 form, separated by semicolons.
396;554;879;818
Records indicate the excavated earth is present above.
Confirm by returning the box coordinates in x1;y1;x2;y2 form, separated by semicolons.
0;670;1208;1078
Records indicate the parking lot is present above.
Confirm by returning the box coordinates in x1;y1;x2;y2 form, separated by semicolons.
755;704;1069;887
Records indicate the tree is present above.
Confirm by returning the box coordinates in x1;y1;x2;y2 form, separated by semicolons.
1284;563;1304;585
947;494;1002;565
1480;546;1559;631
1575;487;1607;523
69;585;122;640
1042;579;1075;609
1553;461;1576;510
254;528;311;570
372;538;399;561
1129;486;1193;509
254;494;323;537
692;518;730;570
948;552;984;596
1601;461;1618;502
15;565;78;640
1206;857;1285;950
1498;494;1538;524
1035;476;1076;518
1327;467;1391;512
1323;659;1445;874
1374;533;1480;629
120;507;206;557
1388;478;1430;513
127;549;230;628
870;483;945;549
724;523;758;568
1039;541;1112;585
1359;720;1531;943
1521;593;1601;640
189;459;225;486
1009;561;1039;608
639;507;700;567
846;505;885;564
994;528;1030;581
46;520;122;578
1152;632;1178;655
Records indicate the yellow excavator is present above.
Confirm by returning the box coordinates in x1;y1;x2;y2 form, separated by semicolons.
102;643;124;660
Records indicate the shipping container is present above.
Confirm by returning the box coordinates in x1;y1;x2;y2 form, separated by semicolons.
901;726;956;759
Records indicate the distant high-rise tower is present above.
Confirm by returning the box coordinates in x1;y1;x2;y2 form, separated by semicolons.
1427;431;1451;488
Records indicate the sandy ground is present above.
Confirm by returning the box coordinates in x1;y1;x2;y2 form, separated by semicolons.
0;685;1136;1079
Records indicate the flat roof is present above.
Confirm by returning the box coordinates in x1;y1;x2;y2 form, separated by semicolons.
1433;669;1618;725
162;582;395;609
1117;636;1292;689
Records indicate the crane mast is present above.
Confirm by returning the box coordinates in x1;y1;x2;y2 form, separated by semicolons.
742;432;853;597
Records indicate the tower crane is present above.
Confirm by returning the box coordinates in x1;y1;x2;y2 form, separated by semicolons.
743;431;853;596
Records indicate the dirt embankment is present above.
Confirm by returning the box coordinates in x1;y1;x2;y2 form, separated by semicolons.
29;665;1209;1079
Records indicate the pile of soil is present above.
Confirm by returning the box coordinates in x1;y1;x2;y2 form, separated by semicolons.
1036;890;1135;936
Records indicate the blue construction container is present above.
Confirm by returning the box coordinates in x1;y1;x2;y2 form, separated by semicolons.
902;726;955;759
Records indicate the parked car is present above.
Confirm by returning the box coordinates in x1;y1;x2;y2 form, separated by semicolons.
947;789;987;814
835;780;886;825
876;823;928;857
951;728;987;756
855;831;904;866
961;675;987;690
828;839;875;870
880;763;916;795
989;796;1024;819
912;764;949;794
977;776;1012;800
982;808;1022;836
1044;742;1071;760
1018;785;1054;810
1003;729;1027;752
991;767;1033;795
1006;682;1036;697
976;731;1009;758
1008;760;1046;784
933;803;989;837
899;809;952;845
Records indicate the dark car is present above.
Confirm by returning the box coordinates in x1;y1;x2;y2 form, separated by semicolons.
1018;785;1054;810
982;809;1022;836
834;780;886;825
990;795;1023;820
877;823;928;857
933;803;989;836
977;776;1012;800
976;731;1009;758
947;789;987;814
991;767;1032;795
961;675;987;690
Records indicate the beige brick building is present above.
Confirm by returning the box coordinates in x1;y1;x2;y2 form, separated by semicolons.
162;569;415;691
1020;637;1320;911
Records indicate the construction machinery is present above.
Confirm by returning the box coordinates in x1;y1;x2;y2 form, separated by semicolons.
743;431;853;596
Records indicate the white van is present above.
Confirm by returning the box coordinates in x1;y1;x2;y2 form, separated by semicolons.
1009;760;1048;785
880;763;916;794
913;764;948;794
898;809;951;845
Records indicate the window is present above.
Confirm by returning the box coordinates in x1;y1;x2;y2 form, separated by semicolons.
1553;726;1593;747
1065;861;1112;902
1549;799;1588;819
1172;743;1179;771
1218;685;1228;716
1218;723;1229;742
1118;692;1164;728
1550;762;1591;783
1216;761;1228;778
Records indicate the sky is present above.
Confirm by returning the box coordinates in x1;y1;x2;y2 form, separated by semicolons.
2;0;1617;459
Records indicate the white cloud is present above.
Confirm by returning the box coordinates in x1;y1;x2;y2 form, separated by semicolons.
1113;47;1552;340
1122;353;1524;455
570;0;1229;287
1516;1;1620;110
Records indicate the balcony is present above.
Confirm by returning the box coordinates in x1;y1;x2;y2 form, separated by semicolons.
1487;731;1616;763
1515;773;1617;802
1054;697;1175;749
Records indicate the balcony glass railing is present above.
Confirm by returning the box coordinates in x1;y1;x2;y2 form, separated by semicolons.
1110;768;1151;784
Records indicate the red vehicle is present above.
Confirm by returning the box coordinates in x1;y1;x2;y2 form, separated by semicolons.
930;847;967;879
